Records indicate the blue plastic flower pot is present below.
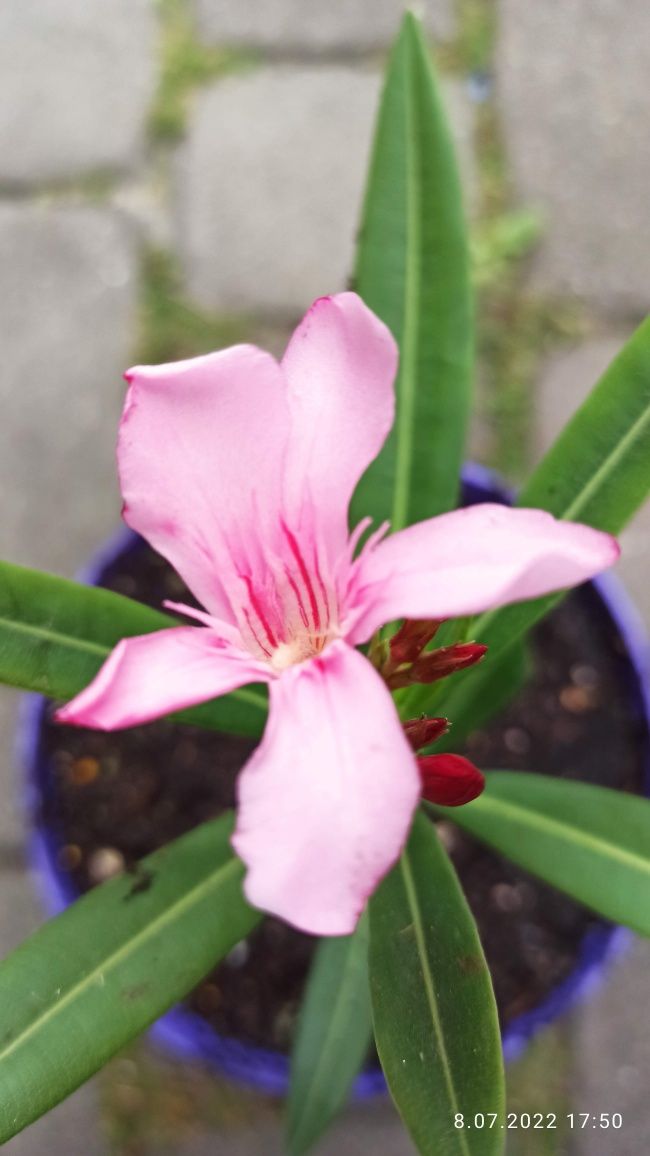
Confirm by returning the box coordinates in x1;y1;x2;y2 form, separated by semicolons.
19;462;650;1092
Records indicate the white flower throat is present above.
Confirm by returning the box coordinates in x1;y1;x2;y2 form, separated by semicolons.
237;521;339;669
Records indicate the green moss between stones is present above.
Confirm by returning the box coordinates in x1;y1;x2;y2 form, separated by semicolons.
136;249;251;365
150;0;258;144
448;0;589;479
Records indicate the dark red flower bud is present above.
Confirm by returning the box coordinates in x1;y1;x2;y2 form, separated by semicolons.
393;641;487;688
403;716;449;751
418;754;485;807
389;618;443;667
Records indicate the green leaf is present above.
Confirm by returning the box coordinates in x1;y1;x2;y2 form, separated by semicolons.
352;11;473;530
404;317;650;728
431;772;650;936
0;560;267;737
521;315;650;532
287;915;373;1156
0;813;260;1144
369;812;505;1155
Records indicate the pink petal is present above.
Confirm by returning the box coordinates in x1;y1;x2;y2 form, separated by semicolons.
282;293;397;556
232;640;420;935
55;628;271;730
120;346;290;620
347;504;620;643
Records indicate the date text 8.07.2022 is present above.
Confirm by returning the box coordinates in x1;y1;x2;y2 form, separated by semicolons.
454;1112;623;1130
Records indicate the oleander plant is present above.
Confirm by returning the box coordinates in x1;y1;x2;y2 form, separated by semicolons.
1;13;650;1155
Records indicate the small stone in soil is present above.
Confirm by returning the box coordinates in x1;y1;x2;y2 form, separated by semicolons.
504;726;531;755
490;883;524;914
570;662;599;688
67;756;100;786
88;847;125;884
57;844;82;871
225;941;250;968
559;684;598;712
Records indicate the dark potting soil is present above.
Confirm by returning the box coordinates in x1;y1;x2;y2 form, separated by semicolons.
37;539;646;1057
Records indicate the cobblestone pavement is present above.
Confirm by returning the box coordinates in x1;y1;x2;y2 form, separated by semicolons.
1;0;649;1152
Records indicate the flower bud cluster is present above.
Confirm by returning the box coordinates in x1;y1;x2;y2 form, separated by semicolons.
394;617;487;808
402;709;486;807
379;617;487;690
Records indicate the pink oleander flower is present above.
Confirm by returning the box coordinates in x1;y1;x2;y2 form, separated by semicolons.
56;293;619;935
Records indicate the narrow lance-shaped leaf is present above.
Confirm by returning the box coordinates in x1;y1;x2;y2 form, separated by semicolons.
287;914;373;1156
521;315;650;529
0;813;260;1144
404;317;650;727
370;812;505;1156
352;11;473;530
430;772;650;936
0;559;267;737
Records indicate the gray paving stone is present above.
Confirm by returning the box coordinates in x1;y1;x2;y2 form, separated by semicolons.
145;1091;415;1154
0;866;105;1153
0;203;138;579
0;205;133;1151
99;1043;417;1155
175;67;474;315
3;1086;105;1156
0;688;28;846
533;335;650;624
193;0;456;51
0;0;158;185
0;863;52;958
498;0;650;313
533;338;621;463
570;938;650;1155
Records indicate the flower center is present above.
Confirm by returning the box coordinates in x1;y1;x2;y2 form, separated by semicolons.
269;635;328;672
238;520;338;669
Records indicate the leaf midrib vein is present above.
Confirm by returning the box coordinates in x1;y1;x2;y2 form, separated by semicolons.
0;614;109;658
400;850;472;1156
473;399;650;641
391;37;421;533
0;857;241;1067
561;402;650;522
474;794;650;876
290;933;370;1151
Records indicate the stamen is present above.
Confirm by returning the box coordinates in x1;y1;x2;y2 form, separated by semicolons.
344;519;391;604
162;601;242;646
360;519;391;557
346;516;373;560
163;600;222;628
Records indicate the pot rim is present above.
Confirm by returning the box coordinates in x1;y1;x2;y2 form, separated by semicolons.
17;461;650;1093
